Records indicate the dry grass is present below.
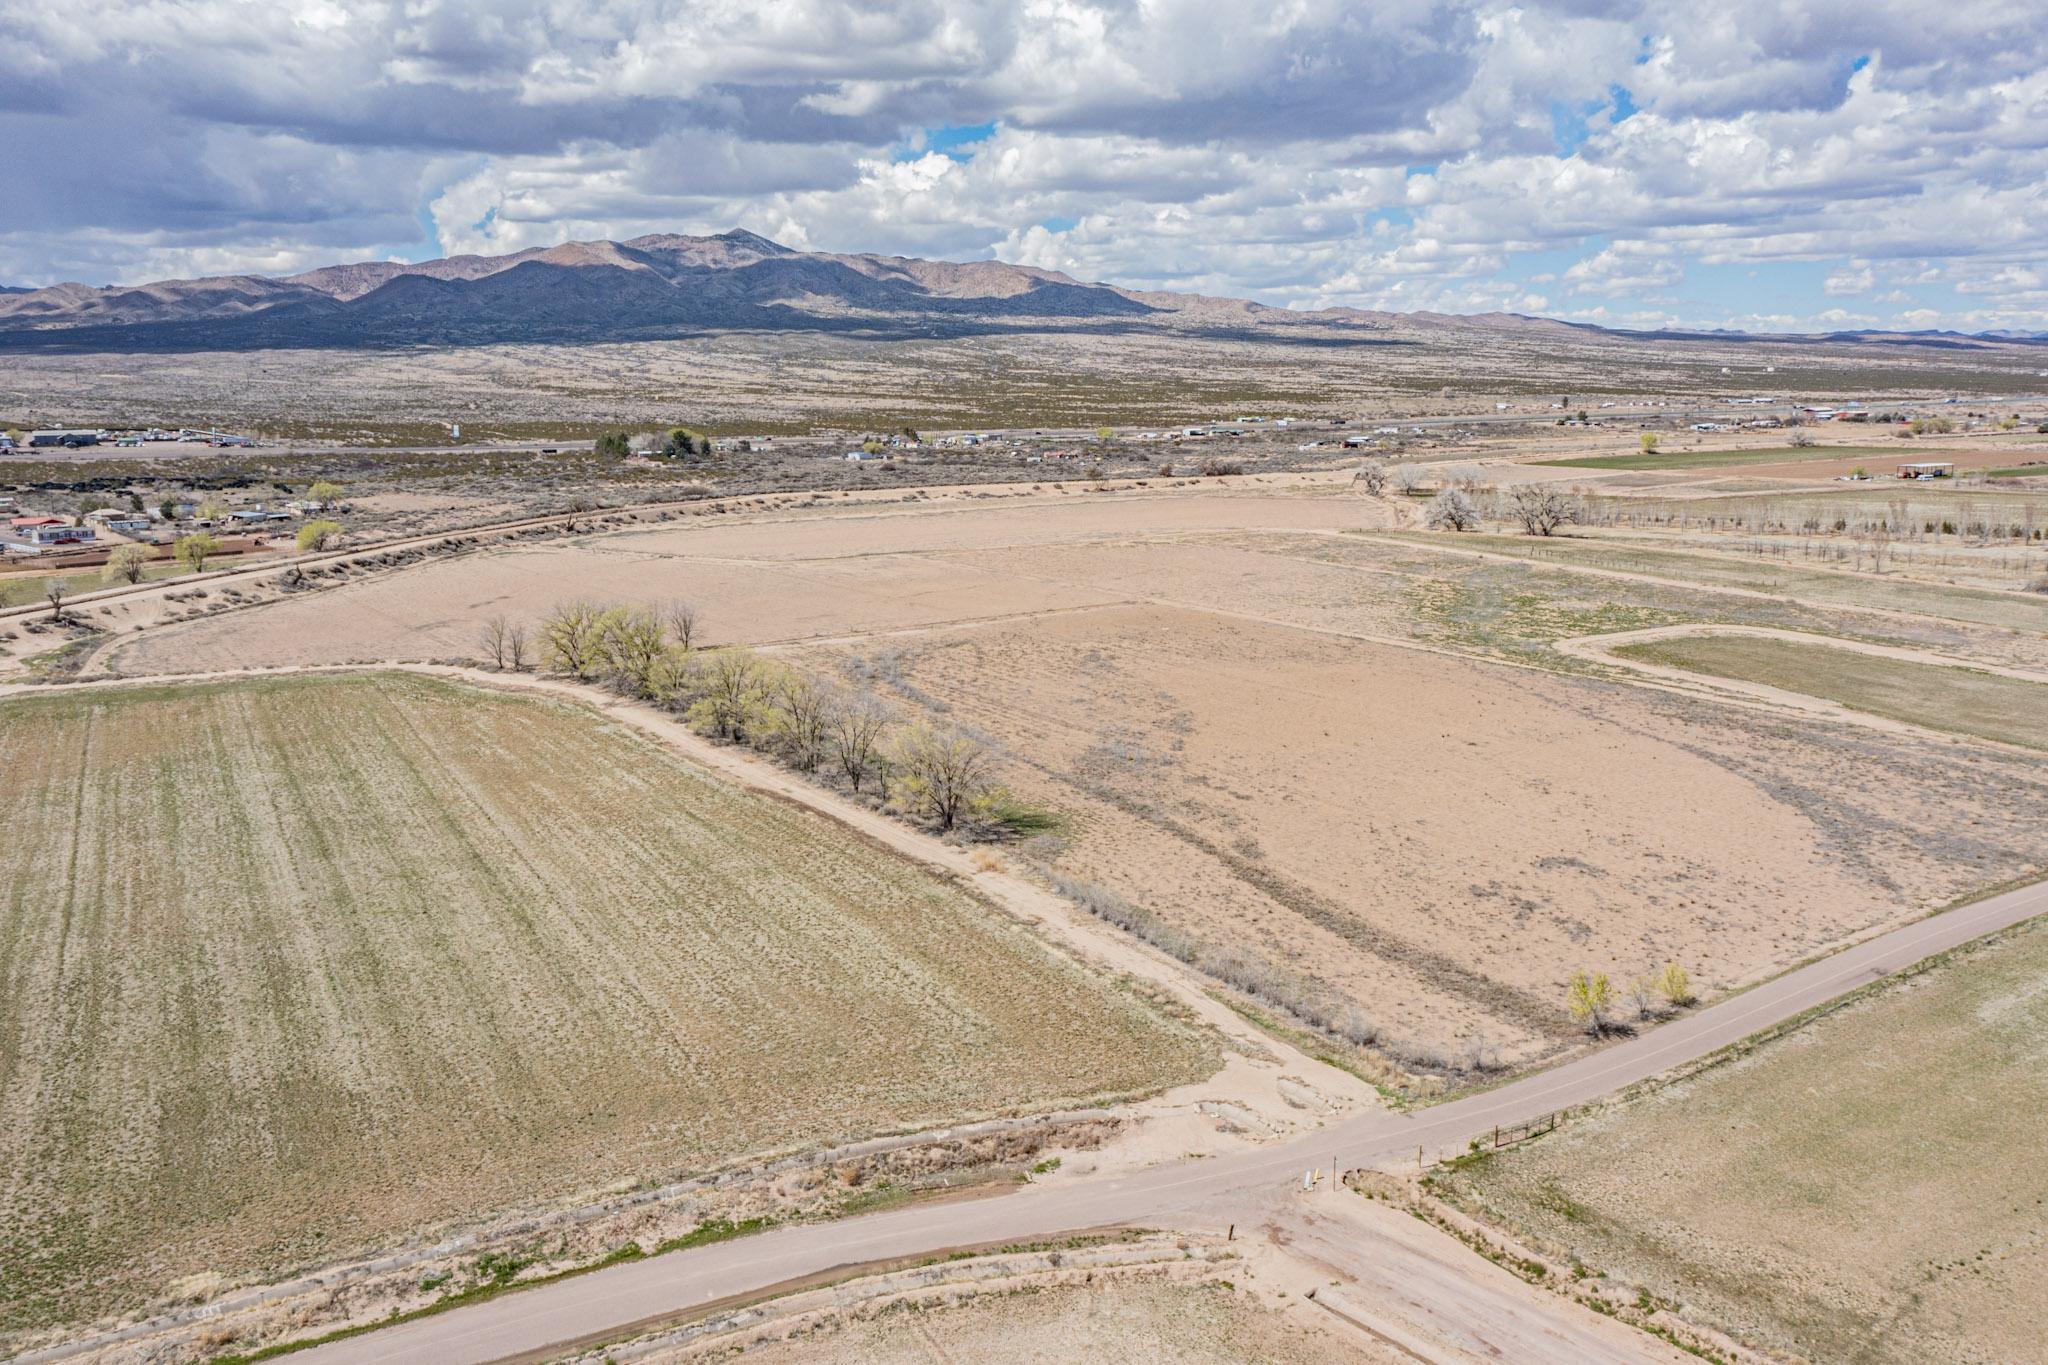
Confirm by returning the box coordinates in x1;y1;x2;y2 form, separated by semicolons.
1433;917;2048;1365
0;672;1211;1343
1615;633;2048;750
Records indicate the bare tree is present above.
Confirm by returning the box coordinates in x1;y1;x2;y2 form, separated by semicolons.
1424;487;1480;532
830;689;893;792
768;670;831;771
506;621;531;672
1507;484;1582;536
1788;429;1816;448
1353;460;1388;496
1392;462;1425;493
664;599;701;651
44;577;70;622
891;722;996;831
480;614;511;669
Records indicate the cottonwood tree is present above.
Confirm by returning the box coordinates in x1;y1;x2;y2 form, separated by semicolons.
594;606;667;691
830;690;893;793
1639;433;1660;454
541;600;607;679
175;531;220;574
891;722;996;831
296;518;343;552
1354;460;1388;495
1507;485;1582;536
305;480;345;508
1425;487;1480;532
43;577;70;621
688;648;767;740
1566;969;1616;1035
102;543;151;585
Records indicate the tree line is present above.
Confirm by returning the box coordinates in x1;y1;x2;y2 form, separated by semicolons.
483;600;1006;832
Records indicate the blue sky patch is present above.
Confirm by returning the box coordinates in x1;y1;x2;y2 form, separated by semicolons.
897;121;997;163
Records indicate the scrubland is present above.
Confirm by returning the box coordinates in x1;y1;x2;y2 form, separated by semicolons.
0;672;1209;1343
1432;918;2048;1365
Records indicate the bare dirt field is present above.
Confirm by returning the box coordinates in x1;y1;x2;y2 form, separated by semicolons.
93;485;1383;674
1432;916;2048;1365
697;1277;1384;1364
81;484;2048;1083
0;672;1211;1345
790;599;2048;1069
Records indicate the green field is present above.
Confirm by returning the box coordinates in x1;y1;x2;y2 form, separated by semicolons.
1534;444;1910;472
0;557;191;608
1615;633;2048;750
1434;917;2048;1364
0;673;1211;1341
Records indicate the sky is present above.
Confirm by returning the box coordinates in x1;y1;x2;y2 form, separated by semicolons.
3;0;2044;333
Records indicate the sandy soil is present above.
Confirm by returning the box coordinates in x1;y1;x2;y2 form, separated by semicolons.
94;486;1383;673
793;601;2048;1066
688;1275;1386;1364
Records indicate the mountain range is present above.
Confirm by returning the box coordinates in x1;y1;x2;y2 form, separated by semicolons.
1;230;2040;353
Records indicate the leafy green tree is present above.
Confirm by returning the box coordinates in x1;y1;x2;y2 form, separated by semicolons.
686;648;770;741
295;518;343;552
305;480;345;508
594;431;632;458
1639;433;1660;454
175;531;220;574
890;722;997;831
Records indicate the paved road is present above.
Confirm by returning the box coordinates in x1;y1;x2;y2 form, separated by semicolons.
300;876;2048;1364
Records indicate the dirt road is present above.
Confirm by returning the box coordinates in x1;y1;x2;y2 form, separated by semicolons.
288;874;2048;1365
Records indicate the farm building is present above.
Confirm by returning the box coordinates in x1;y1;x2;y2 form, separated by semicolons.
27;429;101;448
1897;462;1955;479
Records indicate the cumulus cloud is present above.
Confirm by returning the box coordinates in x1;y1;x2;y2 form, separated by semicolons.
1;0;2044;330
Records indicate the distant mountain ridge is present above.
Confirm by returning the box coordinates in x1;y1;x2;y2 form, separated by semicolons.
0;231;2038;353
0;231;1224;351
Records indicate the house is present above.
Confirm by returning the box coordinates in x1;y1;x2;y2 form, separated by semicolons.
1898;462;1955;480
229;506;292;524
6;516;96;552
85;508;152;533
